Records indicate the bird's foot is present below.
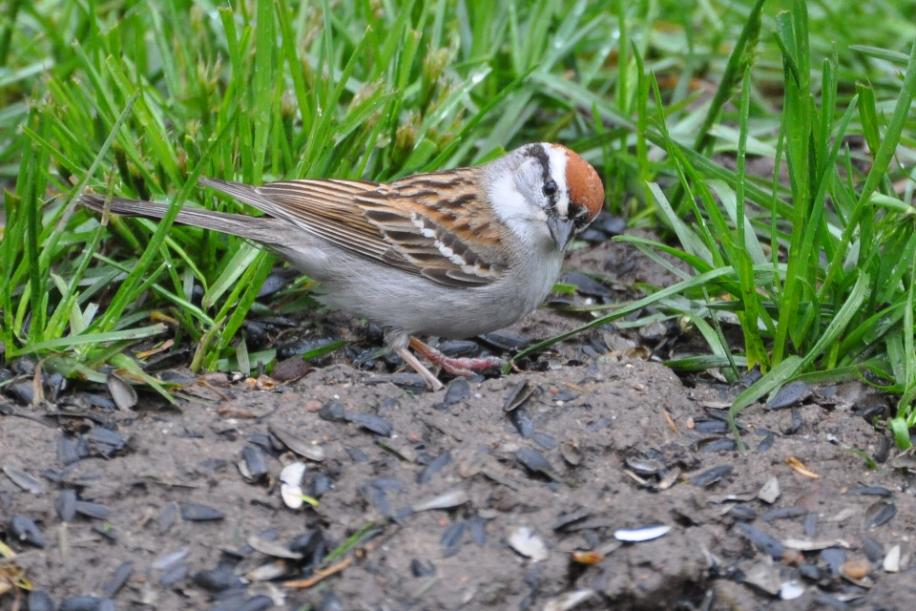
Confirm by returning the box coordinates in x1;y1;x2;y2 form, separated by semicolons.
409;337;502;377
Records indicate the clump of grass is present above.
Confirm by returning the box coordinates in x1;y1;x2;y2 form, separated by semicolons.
2;1;914;447
515;0;916;446
0;1;618;393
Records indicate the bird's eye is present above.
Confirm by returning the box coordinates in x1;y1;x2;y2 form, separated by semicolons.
573;206;590;227
543;179;558;197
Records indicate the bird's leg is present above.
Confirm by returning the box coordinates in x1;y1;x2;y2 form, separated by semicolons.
386;329;444;391
394;346;444;391
409;337;502;377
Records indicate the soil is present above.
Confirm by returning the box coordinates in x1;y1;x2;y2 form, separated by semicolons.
2;235;914;611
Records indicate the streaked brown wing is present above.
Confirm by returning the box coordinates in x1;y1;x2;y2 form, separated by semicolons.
240;170;507;287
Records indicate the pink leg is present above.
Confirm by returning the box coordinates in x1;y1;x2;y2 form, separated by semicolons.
409;337;502;377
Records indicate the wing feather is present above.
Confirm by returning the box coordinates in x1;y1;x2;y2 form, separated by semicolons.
200;171;509;288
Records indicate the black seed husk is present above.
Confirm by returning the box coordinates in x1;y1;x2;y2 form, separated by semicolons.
180;502;225;521
691;465;733;487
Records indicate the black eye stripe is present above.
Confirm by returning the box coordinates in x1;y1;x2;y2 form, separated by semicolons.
523;143;552;191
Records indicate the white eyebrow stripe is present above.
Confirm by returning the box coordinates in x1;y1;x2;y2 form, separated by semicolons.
544;145;569;217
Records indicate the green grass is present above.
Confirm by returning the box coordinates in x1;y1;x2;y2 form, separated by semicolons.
1;1;914;443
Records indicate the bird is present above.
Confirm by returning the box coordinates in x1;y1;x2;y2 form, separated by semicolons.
81;142;604;391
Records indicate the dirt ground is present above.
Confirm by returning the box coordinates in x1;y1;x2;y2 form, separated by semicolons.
2;233;915;610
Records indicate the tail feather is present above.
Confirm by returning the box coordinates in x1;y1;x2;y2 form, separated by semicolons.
79;193;283;242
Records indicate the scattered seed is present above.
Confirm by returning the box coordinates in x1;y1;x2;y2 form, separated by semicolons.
57;434;89;465
729;505;757;522
737;523;783;560
508;406;535;438
56;489;77;522
159;561;189;587
625;454;665;477
553;510;590;532
562;271;611;298
508;526;548;562
850;485;892;497
153;547;190;571
318;400;348;422
798;564;821;581
531;431;557;450
7;381;35;405
438;339;483;358
412;487;469;513
690;465;733;488
194;567;245;593
782;538;851;551
864;501;896;528
308;472;332;498
761;506;806;523
503;381;535;412
28;591;55;611
467;515;487;545
246;560;289;582
542;589;596;611
268;424;325;462
515;448;558;481
819;547;847;576
239;444;269;483
883;545;901;573
693;419;728;435
346;412;393;437
3;465;45;494
9;514;44;548
410;558;436;577
74;500;111;520
288;528;328;565
247;534;303;560
101;561;133;597
701;437;737;453
478;330;531;351
59;596;115;611
158;502;178;534
559;441;583;467
803;512;818;537
106;373;137;410
767;381;811;410
180;503;225;522
87;427;127;457
782;409;803;435
441;521;466;557
437;378;470;410
417;450;451;484
613;523;671;543
755;430;775;453
862;536;883;563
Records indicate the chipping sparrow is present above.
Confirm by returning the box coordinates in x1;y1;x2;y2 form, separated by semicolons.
81;143;604;390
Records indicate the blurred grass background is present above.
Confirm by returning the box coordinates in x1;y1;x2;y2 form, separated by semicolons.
1;0;915;443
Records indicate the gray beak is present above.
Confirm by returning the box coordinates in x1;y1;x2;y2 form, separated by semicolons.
547;216;576;250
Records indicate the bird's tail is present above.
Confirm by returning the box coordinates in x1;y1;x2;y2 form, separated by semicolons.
79;192;283;242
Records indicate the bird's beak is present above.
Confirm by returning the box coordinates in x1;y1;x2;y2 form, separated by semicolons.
547;215;576;250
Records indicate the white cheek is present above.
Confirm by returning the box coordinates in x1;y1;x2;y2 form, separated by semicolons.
488;172;551;244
